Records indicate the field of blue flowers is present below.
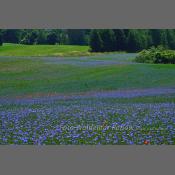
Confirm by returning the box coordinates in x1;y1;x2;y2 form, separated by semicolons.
1;96;174;145
0;53;175;145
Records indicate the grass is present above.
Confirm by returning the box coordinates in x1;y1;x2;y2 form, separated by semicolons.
0;43;91;57
0;54;175;97
0;43;126;57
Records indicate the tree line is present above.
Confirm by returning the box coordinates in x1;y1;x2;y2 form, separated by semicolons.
90;29;175;52
0;29;90;46
1;29;175;52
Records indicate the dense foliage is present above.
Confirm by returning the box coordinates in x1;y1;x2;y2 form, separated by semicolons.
0;29;90;46
90;29;175;52
0;29;2;46
1;29;175;53
135;46;175;64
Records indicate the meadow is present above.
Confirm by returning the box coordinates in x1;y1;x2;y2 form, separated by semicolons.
0;44;175;145
0;43;91;57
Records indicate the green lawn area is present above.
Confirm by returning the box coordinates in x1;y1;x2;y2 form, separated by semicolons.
0;54;175;97
0;43;91;57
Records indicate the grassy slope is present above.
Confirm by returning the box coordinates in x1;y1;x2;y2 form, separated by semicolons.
0;44;174;98
0;56;175;97
0;43;91;57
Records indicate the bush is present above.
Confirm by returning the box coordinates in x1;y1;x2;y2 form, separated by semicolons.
135;46;175;64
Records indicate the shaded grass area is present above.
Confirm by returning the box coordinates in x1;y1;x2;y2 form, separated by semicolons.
0;55;175;97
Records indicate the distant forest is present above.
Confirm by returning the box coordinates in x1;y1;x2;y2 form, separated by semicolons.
1;29;175;52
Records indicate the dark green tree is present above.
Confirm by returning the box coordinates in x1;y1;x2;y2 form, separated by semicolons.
138;30;150;49
89;30;103;52
150;29;162;47
147;30;154;47
21;30;38;45
59;32;69;45
30;31;38;44
113;29;127;50
67;29;87;45
37;30;47;44
53;29;69;45
2;29;21;43
160;30;168;48
47;32;58;45
100;29;116;52
123;29;130;37
0;30;3;46
166;30;175;49
127;30;142;52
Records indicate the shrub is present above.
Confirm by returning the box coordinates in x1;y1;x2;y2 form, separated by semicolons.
135;46;175;64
